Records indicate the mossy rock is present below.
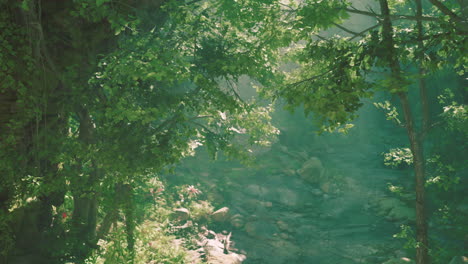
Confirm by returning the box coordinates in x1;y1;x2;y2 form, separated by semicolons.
374;198;415;222
297;157;324;184
386;206;415;222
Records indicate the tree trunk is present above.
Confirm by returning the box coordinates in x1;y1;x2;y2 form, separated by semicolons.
70;108;99;260
122;184;136;263
398;94;429;264
96;206;118;241
378;0;429;263
415;0;429;134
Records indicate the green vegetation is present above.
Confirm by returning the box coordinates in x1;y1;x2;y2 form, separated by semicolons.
0;0;466;263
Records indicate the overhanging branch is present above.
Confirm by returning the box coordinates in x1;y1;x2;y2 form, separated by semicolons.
344;7;440;22
427;0;464;23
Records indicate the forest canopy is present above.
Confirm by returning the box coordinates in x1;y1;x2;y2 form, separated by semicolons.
0;0;466;263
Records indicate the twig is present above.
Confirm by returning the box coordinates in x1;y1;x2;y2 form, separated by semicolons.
427;0;465;23
349;23;381;40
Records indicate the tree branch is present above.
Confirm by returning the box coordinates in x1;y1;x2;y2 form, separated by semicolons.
349;23;381;40
344;7;440;22
189;120;215;134
427;0;464;23
332;23;365;37
415;0;430;135
287;69;332;88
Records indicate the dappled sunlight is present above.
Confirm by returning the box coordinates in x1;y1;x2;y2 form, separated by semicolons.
0;0;466;263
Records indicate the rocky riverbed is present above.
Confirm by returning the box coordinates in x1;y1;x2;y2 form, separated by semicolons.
169;136;420;264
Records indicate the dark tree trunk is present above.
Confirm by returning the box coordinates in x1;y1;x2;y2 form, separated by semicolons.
70;109;99;260
415;0;429;134
379;0;430;263
122;184;136;263
398;94;429;264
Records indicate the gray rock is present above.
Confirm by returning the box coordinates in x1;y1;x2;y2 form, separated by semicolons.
268;238;301;258
204;238;246;264
297;157;324;184
212;207;230;222
230;214;245;229
309;188;323;196
276;220;291;232
244;220;279;240
173;208;190;221
277;188;301;208
245;184;269;198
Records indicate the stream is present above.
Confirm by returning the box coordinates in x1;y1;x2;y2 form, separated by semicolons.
173;101;413;264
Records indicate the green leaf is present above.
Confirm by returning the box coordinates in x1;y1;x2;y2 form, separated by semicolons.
96;0;108;7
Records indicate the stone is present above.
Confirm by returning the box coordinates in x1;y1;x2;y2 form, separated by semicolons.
277;188;301;208
374;198;415;222
386;206;415;222
282;169;297;177
173;220;193;229
309;188;323;196
245;184;269;198
204;238;246;264
244;220;279;239
242;198;266;213
259;201;273;208
268;238;300;257
230;214;245;229
209;191;226;205
186;248;204;264
173;208;190;221
320;182;330;193
206;251;246;264
276;220;291;232
212;207;230;222
297;157;324;184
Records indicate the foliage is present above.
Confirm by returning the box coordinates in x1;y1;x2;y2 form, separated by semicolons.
275;37;373;131
394;225;418;250
91;221;189;264
0;0;466;262
374;101;402;126
383;148;414;168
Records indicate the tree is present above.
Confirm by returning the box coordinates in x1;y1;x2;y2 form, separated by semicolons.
0;0;282;262
269;0;466;263
1;0;465;263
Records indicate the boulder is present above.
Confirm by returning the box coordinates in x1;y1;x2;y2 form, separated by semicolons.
212;207;230;222
373;198;415;222
173;208;190;221
242;198;268;213
309;188;323;197
276;220;291;232
319;182;330;193
279;232;290;240
230;214;245;229
277;188;301;208
386;206;415;222
244;220;278;240
245;184;269;198
268;238;301;257
204;238;246;264
297;157;324;184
